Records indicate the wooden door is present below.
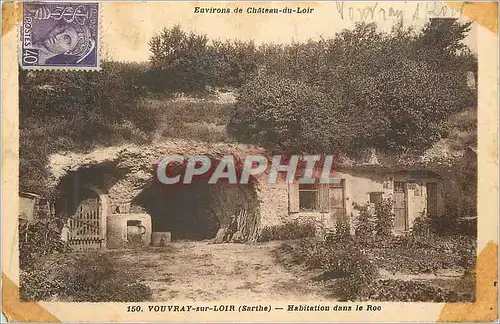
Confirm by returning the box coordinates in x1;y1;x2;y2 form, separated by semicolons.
328;181;345;228
393;181;408;232
426;182;438;217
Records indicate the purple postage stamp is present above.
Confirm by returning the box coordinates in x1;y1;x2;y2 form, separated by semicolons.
21;2;99;69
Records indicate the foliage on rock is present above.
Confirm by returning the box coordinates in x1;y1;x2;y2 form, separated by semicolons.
19;61;159;196
228;74;335;154
229;22;476;155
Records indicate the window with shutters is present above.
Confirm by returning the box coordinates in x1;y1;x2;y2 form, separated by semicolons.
298;184;318;211
289;183;330;214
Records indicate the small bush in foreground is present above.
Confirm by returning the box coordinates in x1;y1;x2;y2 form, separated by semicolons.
19;215;71;269
365;234;476;274
274;238;377;301
275;233;475;301
257;220;316;242
20;253;152;302
328;244;377;301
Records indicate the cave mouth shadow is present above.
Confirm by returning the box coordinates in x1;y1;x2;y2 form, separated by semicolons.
132;179;259;241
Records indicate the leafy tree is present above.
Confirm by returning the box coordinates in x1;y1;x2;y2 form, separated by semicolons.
209;40;259;87
228;74;337;154
148;25;212;92
230;21;476;155
415;18;474;72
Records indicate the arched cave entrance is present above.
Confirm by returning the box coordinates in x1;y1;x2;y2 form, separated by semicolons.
132;178;260;242
54;165;123;250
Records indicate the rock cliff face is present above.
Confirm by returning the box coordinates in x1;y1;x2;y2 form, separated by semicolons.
48;140;264;205
48;140;266;242
47;137;472;242
48;139;462;196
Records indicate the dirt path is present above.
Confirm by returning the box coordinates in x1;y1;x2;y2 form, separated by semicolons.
109;241;333;302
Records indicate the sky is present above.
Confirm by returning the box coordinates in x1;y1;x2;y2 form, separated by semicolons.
100;2;477;62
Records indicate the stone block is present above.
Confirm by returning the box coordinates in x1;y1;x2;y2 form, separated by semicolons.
151;232;172;246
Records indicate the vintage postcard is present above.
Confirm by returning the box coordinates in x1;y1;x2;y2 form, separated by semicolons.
2;1;498;322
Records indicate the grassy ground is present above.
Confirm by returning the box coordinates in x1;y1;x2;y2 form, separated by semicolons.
107;241;333;302
146;93;236;143
106;237;475;302
273;235;476;302
21;237;475;302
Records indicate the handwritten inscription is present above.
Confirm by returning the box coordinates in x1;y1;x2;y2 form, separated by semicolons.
336;2;404;22
336;2;465;22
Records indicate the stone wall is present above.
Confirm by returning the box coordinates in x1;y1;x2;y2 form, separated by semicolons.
207;182;260;242
255;181;289;228
256;169;442;234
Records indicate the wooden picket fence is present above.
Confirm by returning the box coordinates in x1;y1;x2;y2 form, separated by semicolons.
67;196;104;252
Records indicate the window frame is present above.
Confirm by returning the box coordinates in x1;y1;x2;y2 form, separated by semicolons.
298;183;319;212
369;191;383;209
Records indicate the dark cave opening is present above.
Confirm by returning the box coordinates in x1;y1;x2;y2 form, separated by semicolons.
133;178;260;241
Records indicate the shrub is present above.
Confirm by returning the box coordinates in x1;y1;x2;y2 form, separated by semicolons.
227;22;474;155
367;234;476;274
20;253;152;302
374;198;395;236
209;40;259;88
328;243;377;301
410;212;432;237
19;214;71;269
329;216;351;244
413;212;474;238
274;237;326;268
148;25;212;93
302;240;336;270
20;266;63;301
354;203;375;241
257;220;316;242
365;279;454;302
276;238;376;301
